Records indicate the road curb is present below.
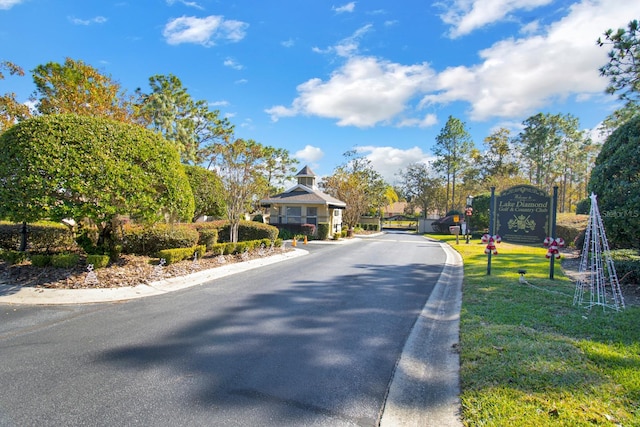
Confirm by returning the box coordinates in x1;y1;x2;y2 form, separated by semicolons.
0;248;308;305
380;241;463;426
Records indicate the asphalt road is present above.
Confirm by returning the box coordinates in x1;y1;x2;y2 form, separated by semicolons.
0;233;451;426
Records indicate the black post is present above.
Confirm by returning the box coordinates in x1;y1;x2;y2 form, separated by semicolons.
487;187;495;275
549;186;559;279
19;221;28;252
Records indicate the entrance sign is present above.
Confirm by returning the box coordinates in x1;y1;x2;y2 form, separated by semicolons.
495;185;551;244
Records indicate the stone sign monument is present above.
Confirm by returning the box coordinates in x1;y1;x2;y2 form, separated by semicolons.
495;185;552;244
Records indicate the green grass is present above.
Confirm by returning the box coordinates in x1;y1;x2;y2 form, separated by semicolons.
427;234;640;427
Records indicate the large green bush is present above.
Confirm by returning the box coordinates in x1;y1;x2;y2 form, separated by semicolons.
118;224;199;255
0;114;195;248
589;116;640;248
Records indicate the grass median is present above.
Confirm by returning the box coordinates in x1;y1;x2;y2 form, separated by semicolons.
428;234;640;426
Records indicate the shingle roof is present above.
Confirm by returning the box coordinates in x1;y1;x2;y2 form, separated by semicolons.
260;185;346;207
295;165;316;177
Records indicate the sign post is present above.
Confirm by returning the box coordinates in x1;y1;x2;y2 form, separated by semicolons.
487;187;495;275
548;187;559;279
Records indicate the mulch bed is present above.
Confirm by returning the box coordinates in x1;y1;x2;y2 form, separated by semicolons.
0;248;290;290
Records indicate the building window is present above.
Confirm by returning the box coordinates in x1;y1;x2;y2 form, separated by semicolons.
306;207;317;225
286;206;302;224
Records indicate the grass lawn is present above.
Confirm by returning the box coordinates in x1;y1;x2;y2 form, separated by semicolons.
428;234;640;427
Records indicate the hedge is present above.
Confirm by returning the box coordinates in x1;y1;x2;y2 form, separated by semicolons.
118;223;199;255
190;222;219;250
610;249;640;285
51;253;79;268
216;220;279;242
30;254;51;267
87;254;110;269
156;245;206;265
0;250;28;264
0;221;76;252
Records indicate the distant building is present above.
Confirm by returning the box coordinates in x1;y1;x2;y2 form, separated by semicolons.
260;166;346;236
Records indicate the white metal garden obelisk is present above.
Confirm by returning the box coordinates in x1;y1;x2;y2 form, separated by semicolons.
573;193;625;311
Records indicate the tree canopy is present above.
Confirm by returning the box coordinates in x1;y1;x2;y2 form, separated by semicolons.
0;114;194;245
183;164;226;222
588;115;640;248
433;116;474;212
398;162;445;217
321;151;387;230
208;138;270;243
0;61;31;133
31;57;135;122
598;19;640;103
136;74;234;164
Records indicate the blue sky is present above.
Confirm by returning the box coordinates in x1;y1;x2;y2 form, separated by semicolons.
1;0;637;183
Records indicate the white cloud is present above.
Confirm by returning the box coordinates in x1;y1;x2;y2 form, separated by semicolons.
269;0;636;129
397;114;438;128
355;146;435;183
281;38;295;48
0;0;24;10
163;15;248;47
223;57;243;70
439;0;553;38
68;16;107;25
423;0;640;120
333;2;356;14
267;56;435;127
166;0;204;9
209;100;229;107
295;145;324;163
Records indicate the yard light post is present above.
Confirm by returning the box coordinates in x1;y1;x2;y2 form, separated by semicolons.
465;195;474;244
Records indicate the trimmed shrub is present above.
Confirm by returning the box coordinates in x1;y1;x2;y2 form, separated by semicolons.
277;227;295;240
210;243;226;256
30;254;52;267
0;221;75;252
118;223;199;255
556;225;582;247
0;250;28;264
274;238;283;247
191;222;219;249
317;223;330;240
51;253;79;268
194;244;206;259
235;242;249;254
301;223;316;237
87;254;110;269
576;198;591;215
157;245;206;265
157;247;192;265
260;238;272;248
217;220;279;242
610;249;640;285
197;229;218;251
223;242;237;255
